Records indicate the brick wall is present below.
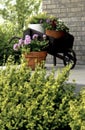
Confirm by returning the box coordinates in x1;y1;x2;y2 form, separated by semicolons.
42;0;85;65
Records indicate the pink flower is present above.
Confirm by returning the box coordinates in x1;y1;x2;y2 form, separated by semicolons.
24;35;31;45
32;34;38;40
18;39;23;46
25;35;31;39
13;43;19;51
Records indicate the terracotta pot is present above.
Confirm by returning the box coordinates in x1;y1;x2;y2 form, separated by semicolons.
46;30;65;38
24;51;47;70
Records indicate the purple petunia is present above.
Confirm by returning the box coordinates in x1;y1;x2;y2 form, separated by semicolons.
32;34;38;40
18;39;24;46
46;19;50;23
13;33;48;52
24;35;31;45
13;43;19;51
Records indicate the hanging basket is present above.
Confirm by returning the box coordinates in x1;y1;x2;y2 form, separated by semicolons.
24;51;47;70
46;30;65;38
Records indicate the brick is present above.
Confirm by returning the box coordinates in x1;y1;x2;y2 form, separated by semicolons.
42;0;85;65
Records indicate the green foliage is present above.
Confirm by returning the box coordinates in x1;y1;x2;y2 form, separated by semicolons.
27;12;49;24
0;60;75;129
0;23;22;65
69;88;85;130
0;0;42;65
27;13;69;32
42;17;69;32
0;0;42;31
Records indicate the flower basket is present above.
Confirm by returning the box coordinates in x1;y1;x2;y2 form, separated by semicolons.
24;51;47;70
46;30;65;38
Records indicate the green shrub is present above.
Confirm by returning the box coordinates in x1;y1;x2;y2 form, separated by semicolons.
69;88;85;130
27;12;49;24
0;59;75;130
0;22;22;65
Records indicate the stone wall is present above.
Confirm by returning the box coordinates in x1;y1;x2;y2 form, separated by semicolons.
42;0;85;65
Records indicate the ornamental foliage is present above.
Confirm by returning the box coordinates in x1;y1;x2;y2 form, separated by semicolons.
0;58;75;130
69;88;85;130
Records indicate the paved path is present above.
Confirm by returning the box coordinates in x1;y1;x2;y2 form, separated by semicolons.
68;65;85;85
45;64;85;86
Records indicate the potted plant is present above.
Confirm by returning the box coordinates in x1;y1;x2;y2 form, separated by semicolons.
28;13;69;38
27;12;49;33
42;17;69;38
13;34;48;69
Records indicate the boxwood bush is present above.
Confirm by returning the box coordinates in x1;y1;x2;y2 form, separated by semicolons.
69;88;85;130
0;58;75;130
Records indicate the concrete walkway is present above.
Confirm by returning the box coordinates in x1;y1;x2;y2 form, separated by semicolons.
45;63;85;88
67;65;85;85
